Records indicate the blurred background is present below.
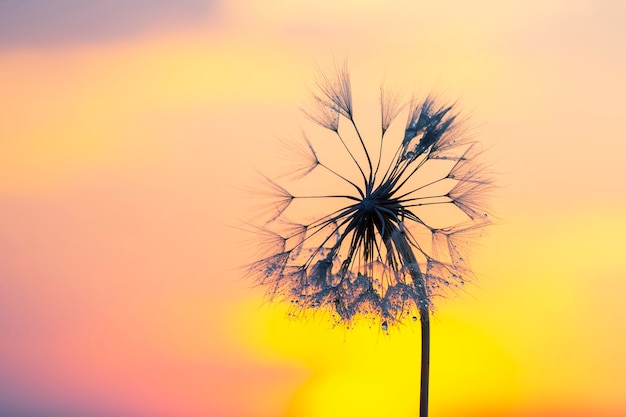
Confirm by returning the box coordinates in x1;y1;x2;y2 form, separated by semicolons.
1;1;625;416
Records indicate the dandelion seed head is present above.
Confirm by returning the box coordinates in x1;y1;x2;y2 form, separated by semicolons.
245;65;493;329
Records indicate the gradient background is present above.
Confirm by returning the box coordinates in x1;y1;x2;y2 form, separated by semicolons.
1;1;625;416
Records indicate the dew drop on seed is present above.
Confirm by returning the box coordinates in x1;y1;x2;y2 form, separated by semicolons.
381;321;388;331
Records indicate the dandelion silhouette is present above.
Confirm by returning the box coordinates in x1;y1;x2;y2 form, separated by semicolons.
246;62;493;417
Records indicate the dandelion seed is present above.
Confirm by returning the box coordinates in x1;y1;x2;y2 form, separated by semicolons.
245;63;494;417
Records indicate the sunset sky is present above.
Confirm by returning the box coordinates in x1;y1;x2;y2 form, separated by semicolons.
1;1;625;416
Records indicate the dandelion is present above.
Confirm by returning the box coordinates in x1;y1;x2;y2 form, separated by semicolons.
245;62;493;417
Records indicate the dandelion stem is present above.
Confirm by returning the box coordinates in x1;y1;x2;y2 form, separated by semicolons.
391;229;431;417
420;307;430;417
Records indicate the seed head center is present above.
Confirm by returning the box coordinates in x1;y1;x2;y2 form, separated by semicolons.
360;197;378;213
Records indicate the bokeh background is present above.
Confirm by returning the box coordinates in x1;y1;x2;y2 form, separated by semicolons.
1;1;625;416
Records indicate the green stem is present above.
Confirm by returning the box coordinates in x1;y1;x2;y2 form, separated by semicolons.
420;306;430;417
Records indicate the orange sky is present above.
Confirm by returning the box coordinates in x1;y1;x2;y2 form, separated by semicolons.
0;1;625;416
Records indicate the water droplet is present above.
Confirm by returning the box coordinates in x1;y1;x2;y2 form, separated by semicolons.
412;316;418;322
444;281;449;286
381;321;388;331
484;213;488;218
406;151;416;159
459;257;464;262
